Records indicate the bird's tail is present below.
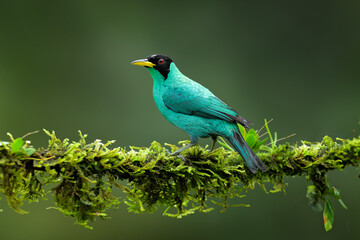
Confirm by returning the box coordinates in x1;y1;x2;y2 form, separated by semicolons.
227;130;266;173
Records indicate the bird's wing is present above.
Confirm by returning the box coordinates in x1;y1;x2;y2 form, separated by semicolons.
162;84;251;127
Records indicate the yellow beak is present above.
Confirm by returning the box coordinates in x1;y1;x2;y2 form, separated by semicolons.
131;59;156;68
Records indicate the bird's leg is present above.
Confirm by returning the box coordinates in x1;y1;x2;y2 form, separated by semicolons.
209;136;218;152
167;137;198;162
165;148;186;162
170;142;197;156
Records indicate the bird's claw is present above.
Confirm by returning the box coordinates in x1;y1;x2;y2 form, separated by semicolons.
165;149;172;155
165;149;187;163
177;154;186;162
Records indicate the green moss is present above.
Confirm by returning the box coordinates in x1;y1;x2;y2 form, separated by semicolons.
0;130;359;229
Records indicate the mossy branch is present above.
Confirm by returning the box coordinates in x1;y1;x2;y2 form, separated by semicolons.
0;129;359;230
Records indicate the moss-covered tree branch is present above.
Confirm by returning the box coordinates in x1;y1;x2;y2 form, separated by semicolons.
0;129;359;230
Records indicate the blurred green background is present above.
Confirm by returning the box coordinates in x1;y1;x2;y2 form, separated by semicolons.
1;1;359;239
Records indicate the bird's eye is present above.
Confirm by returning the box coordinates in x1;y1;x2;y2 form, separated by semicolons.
158;59;165;65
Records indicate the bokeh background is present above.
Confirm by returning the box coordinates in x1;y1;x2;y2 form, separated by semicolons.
1;1;359;239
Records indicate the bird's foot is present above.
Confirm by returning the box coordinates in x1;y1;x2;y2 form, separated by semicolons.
165;149;172;155
165;149;187;163
176;154;186;162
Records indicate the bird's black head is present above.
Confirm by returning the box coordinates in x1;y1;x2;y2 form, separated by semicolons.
131;54;173;79
146;54;173;79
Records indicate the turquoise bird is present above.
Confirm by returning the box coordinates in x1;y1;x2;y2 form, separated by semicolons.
131;54;266;173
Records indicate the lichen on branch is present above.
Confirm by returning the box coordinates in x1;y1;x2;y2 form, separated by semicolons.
0;129;359;230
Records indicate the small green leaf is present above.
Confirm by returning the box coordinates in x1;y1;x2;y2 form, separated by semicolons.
331;187;341;199
11;138;24;153
338;199;348;210
253;138;268;151
245;134;257;148
24;148;36;156
238;124;246;137
218;137;234;152
255;138;268;148
323;198;334;231
264;119;274;148
327;187;348;210
273;132;278;148
258;138;268;146
247;129;257;137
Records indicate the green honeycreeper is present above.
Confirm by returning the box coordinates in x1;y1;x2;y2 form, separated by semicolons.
131;54;266;173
